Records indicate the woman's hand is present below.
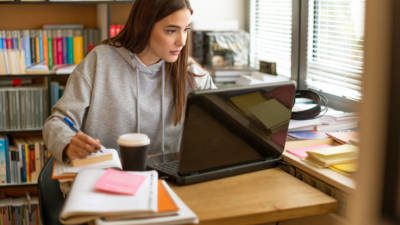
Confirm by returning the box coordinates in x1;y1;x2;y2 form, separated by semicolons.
64;132;102;161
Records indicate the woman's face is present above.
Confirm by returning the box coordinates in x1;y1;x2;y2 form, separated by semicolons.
140;8;192;65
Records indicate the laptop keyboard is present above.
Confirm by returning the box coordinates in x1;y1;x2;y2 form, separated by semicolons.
148;159;179;175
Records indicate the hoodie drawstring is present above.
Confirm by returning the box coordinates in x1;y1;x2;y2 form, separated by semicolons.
136;67;141;133
136;63;166;156
161;63;165;155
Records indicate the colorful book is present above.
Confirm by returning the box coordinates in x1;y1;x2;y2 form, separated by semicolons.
47;30;53;69
73;30;83;64
56;30;63;65
62;30;68;64
29;30;36;65
42;30;48;65
38;30;43;63
35;31;40;64
52;30;58;67
66;30;73;64
22;30;31;68
0;135;9;184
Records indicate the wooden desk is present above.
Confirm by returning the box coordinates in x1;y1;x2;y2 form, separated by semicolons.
172;168;336;225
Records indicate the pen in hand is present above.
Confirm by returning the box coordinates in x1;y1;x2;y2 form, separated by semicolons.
63;116;104;153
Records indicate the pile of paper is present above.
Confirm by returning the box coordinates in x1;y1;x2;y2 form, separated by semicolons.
289;106;358;132
60;169;198;225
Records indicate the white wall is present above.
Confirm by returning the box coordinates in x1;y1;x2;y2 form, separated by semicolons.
190;0;247;30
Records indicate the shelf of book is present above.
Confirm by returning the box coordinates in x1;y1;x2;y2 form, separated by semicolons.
0;1;131;222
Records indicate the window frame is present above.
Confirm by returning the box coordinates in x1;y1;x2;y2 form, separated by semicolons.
250;0;362;112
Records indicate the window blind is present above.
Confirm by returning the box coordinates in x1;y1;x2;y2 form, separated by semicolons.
250;0;292;77
306;0;365;100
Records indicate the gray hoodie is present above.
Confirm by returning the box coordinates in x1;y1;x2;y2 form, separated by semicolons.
43;44;216;162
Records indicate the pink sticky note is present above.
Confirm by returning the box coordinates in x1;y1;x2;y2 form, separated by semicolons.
94;169;147;195
287;144;331;160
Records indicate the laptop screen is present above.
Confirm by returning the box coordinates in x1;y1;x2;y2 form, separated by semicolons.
178;81;296;175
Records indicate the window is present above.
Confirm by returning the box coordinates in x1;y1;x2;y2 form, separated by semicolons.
250;0;365;101
250;0;293;78
305;0;365;100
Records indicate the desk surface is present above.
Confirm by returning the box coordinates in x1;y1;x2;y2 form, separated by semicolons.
171;168;336;225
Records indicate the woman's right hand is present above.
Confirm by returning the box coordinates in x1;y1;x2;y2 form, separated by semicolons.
64;132;102;161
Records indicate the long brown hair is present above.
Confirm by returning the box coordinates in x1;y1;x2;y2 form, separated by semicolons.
104;0;194;125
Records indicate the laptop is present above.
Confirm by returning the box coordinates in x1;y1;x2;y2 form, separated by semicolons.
148;81;296;185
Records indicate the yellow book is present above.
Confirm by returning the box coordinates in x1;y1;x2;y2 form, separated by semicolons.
305;144;358;167
73;30;83;65
25;144;30;182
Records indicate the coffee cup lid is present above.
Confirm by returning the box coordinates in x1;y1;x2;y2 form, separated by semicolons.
117;133;150;147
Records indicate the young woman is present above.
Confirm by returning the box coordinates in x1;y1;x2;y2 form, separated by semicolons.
43;0;216;163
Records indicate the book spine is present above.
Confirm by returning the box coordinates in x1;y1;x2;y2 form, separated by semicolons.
0;31;5;74
73;30;83;64
52;30;57;67
0;136;7;184
62;30;67;64
5;31;13;74
42;30;48;66
56;30;63;65
9;148;15;183
15;148;20;183
29;30;36;65
24;144;29;182
23;30;31;68
67;30;73;64
11;31;18;50
20;144;26;183
28;144;35;182
38;31;43;64
47;30;53;70
35;32;40;64
5;136;10;184
2;31;10;74
34;142;40;183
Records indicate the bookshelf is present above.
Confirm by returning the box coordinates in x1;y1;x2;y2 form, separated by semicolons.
0;1;131;223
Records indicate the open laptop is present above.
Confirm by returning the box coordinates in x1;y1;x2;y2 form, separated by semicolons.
148;81;296;185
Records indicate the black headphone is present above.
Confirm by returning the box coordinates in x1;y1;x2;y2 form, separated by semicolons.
291;90;328;120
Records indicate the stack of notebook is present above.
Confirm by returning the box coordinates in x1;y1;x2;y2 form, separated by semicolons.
60;169;198;225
